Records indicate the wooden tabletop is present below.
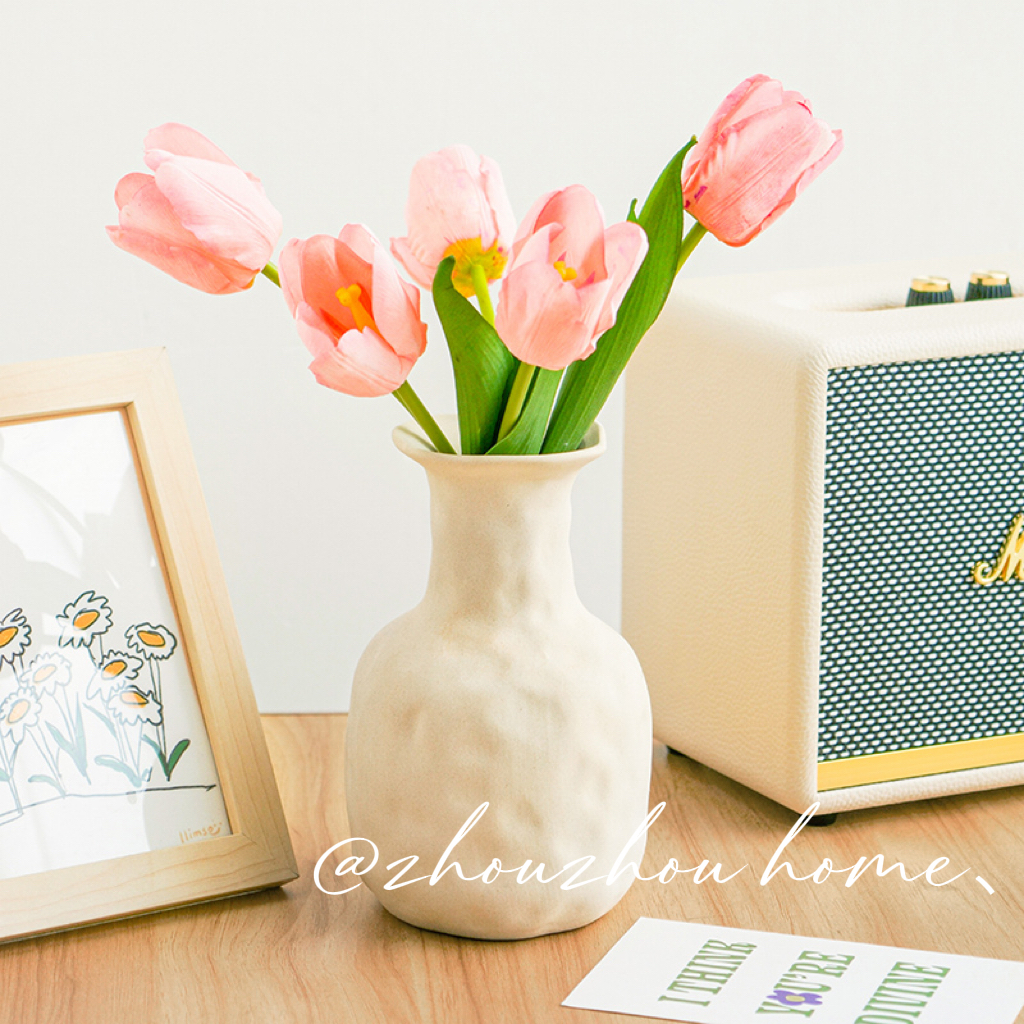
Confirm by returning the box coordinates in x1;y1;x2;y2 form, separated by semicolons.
5;714;1023;1023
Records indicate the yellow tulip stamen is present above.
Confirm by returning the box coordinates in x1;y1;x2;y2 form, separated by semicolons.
103;660;127;678
138;630;166;648
120;690;148;706
554;260;577;283
34;665;57;683
8;700;29;724
443;237;508;298
0;627;17;647
336;284;379;334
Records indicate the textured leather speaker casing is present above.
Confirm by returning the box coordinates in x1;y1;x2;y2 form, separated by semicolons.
623;257;1024;813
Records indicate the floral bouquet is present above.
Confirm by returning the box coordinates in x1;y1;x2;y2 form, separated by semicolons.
107;75;841;457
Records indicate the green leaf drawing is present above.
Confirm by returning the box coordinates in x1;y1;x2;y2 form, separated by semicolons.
72;701;89;780
542;138;696;454
142;735;191;781
94;754;142;788
28;774;64;796
165;738;190;777
47;722;74;754
0;766;9;783
486;368;564;455
433;256;516;454
84;703;118;739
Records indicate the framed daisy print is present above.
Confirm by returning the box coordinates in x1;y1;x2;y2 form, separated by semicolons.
0;349;296;943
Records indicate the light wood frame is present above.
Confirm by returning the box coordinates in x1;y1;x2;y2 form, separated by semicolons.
0;348;297;943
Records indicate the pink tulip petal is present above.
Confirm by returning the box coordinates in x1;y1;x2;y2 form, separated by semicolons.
398;145;515;279
686;75;788;174
512;222;560;270
108;175;256;291
278;237;306;316
593;221;648;335
114;172;153;210
538;185;608;282
682;76;841;247
390;236;435;289
369;241;427;361
153;156;282;268
112;176;204;249
283;228;429;397
339;223;379;265
686;102;833;245
751;128;843;242
574;276;616;338
496;261;593;370
308;327;412;398
144;123;237;166
106;225;252;294
292;234;363;334
478;155;517;252
511;189;559;260
294;302;340;359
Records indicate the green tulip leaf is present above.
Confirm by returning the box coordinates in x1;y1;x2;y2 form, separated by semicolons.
542;137;697;454
486;368;564;455
433;256;516;454
0;766;9;783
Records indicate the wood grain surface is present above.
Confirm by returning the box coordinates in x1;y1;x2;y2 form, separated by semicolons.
3;714;1022;1023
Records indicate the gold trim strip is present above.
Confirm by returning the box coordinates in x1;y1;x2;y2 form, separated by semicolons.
817;732;1024;791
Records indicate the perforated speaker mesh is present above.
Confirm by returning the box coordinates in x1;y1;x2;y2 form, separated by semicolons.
818;350;1024;762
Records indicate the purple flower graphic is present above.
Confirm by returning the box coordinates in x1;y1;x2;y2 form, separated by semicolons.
768;989;823;1007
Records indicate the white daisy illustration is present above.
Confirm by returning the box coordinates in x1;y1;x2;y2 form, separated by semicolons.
86;651;143;701
0;609;31;667
0;688;41;746
19;652;72;696
56;592;113;648
108;686;163;727
125;623;177;660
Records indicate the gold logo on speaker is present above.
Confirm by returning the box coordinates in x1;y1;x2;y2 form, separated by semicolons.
973;513;1024;584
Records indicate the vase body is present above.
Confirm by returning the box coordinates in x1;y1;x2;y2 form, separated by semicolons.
344;421;653;940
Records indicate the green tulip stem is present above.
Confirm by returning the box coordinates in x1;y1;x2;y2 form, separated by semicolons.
497;361;537;441
469;263;495;325
675;222;708;275
393;382;457;454
261;262;281;287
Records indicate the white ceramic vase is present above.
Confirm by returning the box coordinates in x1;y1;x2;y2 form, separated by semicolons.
344;420;653;940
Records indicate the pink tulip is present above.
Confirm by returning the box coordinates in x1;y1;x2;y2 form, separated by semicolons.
391;145;516;296
494;186;647;371
107;123;283;294
682;75;842;246
279;225;428;398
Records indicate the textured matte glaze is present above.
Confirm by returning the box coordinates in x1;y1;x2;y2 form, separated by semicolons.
345;422;653;939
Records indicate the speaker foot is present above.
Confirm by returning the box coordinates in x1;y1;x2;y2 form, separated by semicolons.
806;813;837;827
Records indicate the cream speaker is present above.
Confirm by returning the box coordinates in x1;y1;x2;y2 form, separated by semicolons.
622;258;1024;815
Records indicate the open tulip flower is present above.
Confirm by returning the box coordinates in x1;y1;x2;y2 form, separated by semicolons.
495;186;647;372
279;225;428;400
107;123;283;294
682;74;843;247
390;145;516;306
110;80;840;456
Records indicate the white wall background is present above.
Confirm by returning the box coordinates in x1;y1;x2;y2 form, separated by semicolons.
0;1;1020;711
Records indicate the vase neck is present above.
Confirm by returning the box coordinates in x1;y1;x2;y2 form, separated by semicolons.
421;464;582;618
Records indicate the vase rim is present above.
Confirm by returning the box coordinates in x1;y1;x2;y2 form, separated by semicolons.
393;414;606;467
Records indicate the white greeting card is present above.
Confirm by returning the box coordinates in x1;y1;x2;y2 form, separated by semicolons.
564;918;1024;1023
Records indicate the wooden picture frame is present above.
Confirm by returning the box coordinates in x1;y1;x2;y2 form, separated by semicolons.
0;348;297;943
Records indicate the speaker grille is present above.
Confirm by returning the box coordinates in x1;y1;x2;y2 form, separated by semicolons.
819;350;1024;762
